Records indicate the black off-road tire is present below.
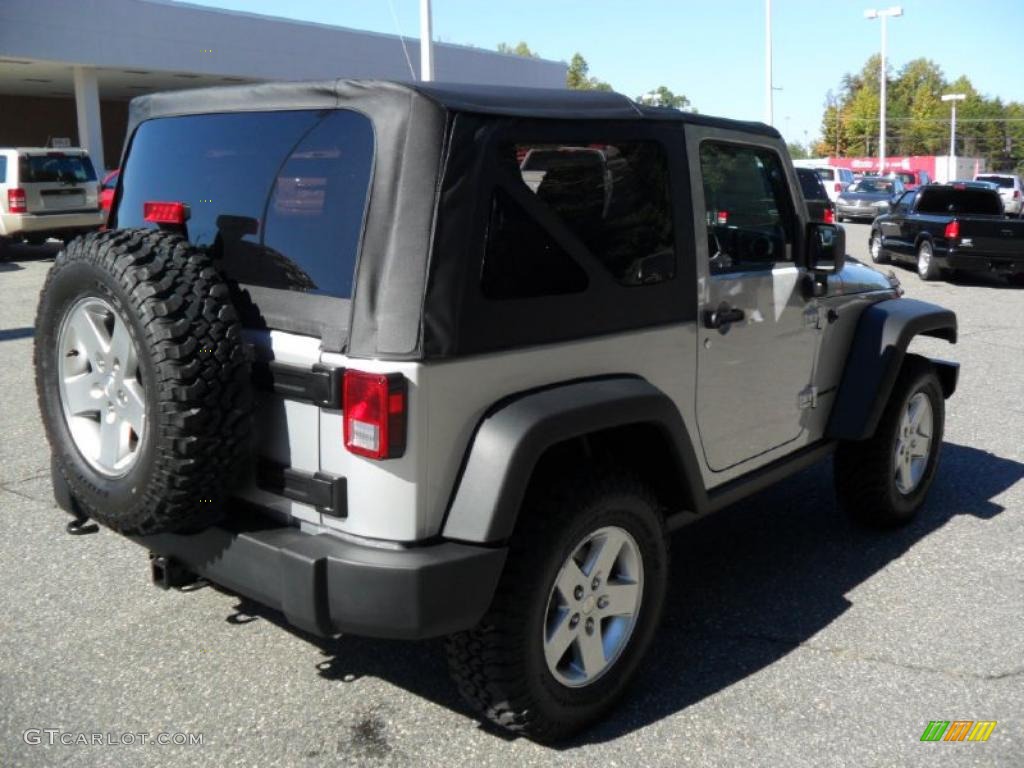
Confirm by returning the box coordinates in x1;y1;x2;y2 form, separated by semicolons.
834;355;944;528
1008;273;1024;287
34;229;251;534
445;472;669;743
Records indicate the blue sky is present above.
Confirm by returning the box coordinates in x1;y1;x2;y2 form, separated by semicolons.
185;0;1024;145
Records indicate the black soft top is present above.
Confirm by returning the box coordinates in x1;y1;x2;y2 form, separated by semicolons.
127;79;779;138
123;80;778;359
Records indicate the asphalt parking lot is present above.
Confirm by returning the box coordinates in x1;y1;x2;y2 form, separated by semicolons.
1;224;1022;767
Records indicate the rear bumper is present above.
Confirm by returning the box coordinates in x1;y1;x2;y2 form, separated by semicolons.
1;210;104;236
940;249;1024;275
130;517;507;640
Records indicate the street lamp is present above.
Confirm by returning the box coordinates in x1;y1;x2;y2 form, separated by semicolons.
864;6;902;175
941;93;966;175
420;0;434;81
765;0;773;125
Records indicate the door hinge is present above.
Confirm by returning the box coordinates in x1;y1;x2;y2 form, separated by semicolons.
798;386;818;410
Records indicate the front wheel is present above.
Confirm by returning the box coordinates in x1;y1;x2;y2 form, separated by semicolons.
446;473;668;742
917;240;942;281
834;355;945;527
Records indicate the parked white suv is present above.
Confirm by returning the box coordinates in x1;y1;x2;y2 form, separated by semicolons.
815;166;856;203
0;148;105;245
974;173;1023;216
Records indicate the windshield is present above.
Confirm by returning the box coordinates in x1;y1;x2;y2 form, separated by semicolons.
975;175;1015;189
848;179;894;194
917;187;1003;215
20;154;97;183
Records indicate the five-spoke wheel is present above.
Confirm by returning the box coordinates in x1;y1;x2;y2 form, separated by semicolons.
57;297;146;477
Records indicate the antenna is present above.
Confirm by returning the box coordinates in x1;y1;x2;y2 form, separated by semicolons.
387;0;417;80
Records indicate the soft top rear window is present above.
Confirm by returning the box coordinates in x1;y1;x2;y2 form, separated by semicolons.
20;153;96;183
116;109;374;299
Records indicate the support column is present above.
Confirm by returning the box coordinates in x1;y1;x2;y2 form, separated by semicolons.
73;66;104;171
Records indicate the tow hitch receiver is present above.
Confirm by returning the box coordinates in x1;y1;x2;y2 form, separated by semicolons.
150;554;198;590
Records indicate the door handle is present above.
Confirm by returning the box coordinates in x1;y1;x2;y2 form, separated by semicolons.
703;305;745;329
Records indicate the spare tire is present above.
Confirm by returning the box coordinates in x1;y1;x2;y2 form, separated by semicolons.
34;229;251;534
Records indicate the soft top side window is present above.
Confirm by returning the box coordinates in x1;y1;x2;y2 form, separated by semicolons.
481;139;676;299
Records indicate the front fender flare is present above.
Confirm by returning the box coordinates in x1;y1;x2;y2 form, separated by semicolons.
827;298;957;441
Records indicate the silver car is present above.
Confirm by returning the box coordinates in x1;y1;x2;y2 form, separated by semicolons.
836;177;905;222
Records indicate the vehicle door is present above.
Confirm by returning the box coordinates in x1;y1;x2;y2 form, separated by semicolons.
879;190;913;253
18;152;99;214
687;127;820;473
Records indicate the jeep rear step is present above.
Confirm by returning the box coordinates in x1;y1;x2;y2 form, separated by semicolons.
130;511;506;640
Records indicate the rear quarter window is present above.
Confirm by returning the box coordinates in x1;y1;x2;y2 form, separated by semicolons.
797;169;828;200
116;109;374;299
0;156;6;183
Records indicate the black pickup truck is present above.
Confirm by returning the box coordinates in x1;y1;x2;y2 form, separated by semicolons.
869;183;1024;284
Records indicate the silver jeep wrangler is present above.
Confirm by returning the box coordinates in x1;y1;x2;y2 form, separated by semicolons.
34;80;958;742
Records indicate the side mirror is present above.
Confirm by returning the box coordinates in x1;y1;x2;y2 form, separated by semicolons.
806;222;844;275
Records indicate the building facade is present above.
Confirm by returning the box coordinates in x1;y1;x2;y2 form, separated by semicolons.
0;0;567;171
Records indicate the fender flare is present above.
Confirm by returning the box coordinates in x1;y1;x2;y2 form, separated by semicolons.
827;298;957;441
441;377;705;544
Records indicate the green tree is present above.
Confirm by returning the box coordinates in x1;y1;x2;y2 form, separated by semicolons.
636;85;691;111
787;142;810;159
497;41;539;58
566;53;612;91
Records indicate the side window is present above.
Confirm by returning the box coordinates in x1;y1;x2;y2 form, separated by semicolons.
699;141;795;275
892;191;911;213
482;140;676;299
0;156;6;183
482;189;588;299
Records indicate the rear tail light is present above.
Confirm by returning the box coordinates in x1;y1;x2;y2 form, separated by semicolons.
343;370;407;460
824;207;835;224
716;210;729;225
1015;190;1021;200
7;188;26;214
834;183;842;193
944;220;960;239
143;201;190;225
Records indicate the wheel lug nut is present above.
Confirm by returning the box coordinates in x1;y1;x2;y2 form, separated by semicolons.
597;596;609;610
585;617;595;635
569;613;580;628
591;577;601;590
573;586;584;601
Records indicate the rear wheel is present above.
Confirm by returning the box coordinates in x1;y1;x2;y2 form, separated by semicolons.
1008;273;1024;287
446;473;668;742
916;240;942;281
869;231;888;264
835;356;944;527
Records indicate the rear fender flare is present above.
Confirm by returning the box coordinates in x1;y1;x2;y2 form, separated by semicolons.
441;377;704;544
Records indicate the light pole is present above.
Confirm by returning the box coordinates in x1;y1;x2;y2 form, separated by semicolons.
420;0;434;82
942;93;966;178
864;6;902;175
765;0;773;125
